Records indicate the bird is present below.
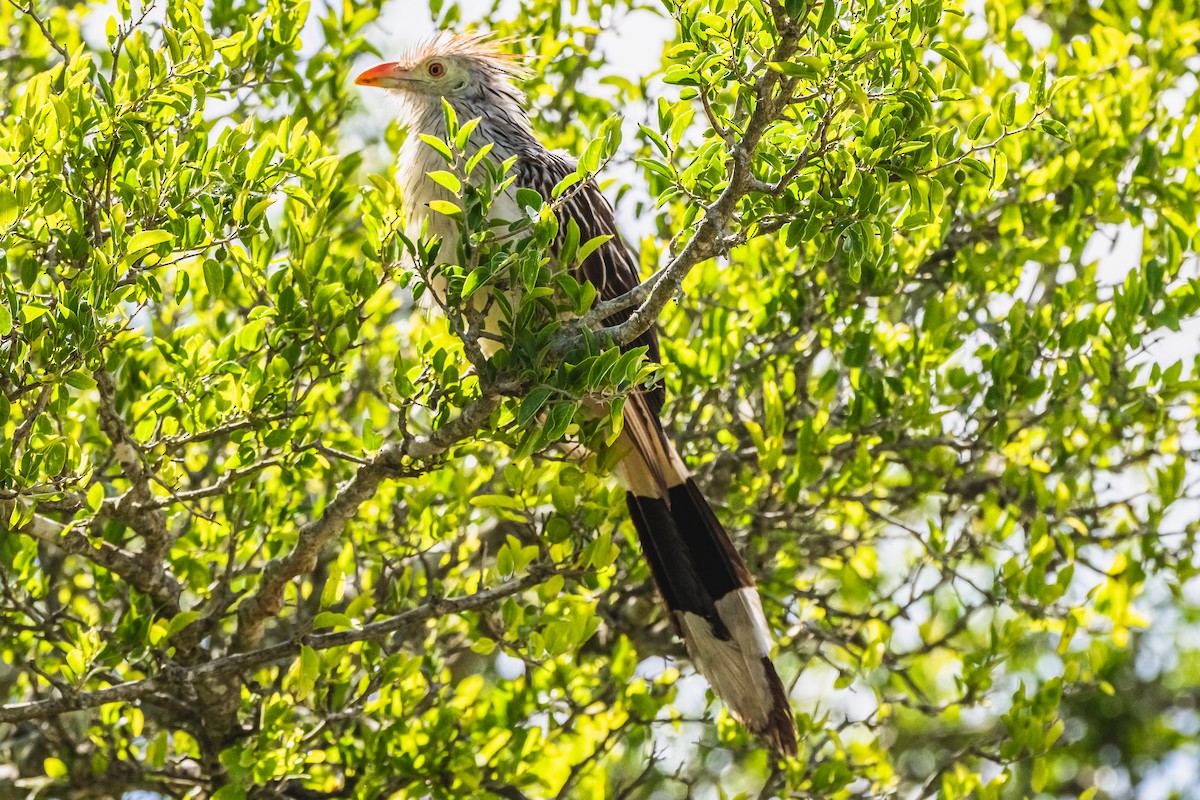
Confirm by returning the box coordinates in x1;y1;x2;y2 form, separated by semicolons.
355;31;798;756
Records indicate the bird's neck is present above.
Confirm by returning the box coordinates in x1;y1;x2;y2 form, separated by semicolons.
394;92;537;259
397;93;538;161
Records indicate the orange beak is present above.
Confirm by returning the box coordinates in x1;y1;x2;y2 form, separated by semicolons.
354;62;405;88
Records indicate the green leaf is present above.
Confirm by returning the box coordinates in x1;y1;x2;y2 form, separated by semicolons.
320;556;345;608
931;42;969;73
961;156;991;176
21;304;49;324
419;134;455;162
427;170;462;194
440;97;458;136
560;219;581;268
662;66;699;86
471;637;496;655
1030;62;1048;106
312;611;353;630
541;402;575;444
203;259;225;297
575;234;613;265
966;112;990;140
145;731;168;770
991;150;1008;187
290;645;320;701
427;199;461;216
516;187;543;210
165;610;200;640
551;172;583;198
452;117;479;149
127;230;174;259
245;140;274;183
0;188;18;228
795;55;829;74
461;267;488;300
77;477;104;512
998;91;1017;126
43;440;66;475
816;0;838;34
518;386;553;425
769;60;819;78
1034;118;1071;141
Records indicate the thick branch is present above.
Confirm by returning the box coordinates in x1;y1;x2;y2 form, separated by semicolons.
1;500;181;610
95;370;171;566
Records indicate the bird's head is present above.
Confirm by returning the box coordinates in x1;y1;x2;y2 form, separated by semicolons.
354;31;526;101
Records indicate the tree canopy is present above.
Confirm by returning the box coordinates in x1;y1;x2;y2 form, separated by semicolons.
3;0;1200;797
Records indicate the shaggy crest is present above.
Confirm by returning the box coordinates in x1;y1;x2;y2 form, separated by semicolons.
396;30;531;79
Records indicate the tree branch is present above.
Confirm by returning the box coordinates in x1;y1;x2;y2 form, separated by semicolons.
9;0;71;64
232;389;505;652
0;565;562;725
1;499;181;610
10;381;51;456
95;370;171;567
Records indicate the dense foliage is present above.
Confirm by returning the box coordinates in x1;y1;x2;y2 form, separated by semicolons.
3;0;1200;797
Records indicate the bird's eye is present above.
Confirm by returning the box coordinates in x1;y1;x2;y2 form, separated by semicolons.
427;61;445;77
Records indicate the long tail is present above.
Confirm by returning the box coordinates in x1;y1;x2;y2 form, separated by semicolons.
614;395;798;756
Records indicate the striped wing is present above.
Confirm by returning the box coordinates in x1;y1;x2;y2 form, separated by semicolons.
514;150;664;414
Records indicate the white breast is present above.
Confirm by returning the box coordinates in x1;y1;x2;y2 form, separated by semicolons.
395;108;526;356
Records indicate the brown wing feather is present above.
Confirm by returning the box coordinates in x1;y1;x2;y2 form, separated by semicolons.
514;151;664;414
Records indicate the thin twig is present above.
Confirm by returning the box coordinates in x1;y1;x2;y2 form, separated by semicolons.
0;565;567;725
